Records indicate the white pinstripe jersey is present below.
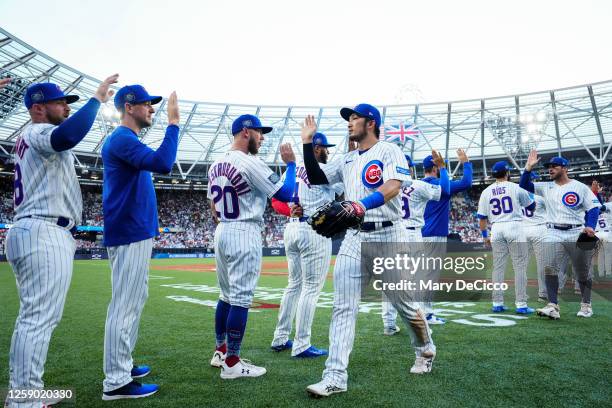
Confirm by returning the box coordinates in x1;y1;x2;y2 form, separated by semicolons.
596;201;612;232
322;141;411;223
522;194;547;226
477;181;533;223
533;180;599;225
400;179;442;228
13;123;83;223
281;163;343;217
207;150;284;222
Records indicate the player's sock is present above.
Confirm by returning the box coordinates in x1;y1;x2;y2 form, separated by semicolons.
226;305;249;361
545;274;559;304
577;279;592;304
216;343;227;353
215;300;231;348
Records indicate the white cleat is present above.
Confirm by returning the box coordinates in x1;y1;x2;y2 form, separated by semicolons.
576;303;593;318
210;350;226;368
306;380;347;398
383;326;401;336
410;351;435;374
220;359;266;379
536;303;560;320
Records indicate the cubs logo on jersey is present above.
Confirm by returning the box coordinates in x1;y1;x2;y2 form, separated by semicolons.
562;192;579;208
362;160;384;188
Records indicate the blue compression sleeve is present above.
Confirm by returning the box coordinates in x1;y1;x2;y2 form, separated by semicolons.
273;161;296;202
525;201;536;212
439;167;450;196
359;191;385;210
519;170;535;193
585;207;600;229
50;98;101;152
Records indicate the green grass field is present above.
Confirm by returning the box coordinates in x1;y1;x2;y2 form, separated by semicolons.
1;257;611;407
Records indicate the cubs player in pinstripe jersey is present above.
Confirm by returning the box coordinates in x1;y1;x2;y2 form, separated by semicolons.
6;75;118;408
521;188;549;303
478;161;536;313
381;153;450;335
301;105;436;397
590;181;612;277
269;132;343;358
208;114;297;379
101;85;180;400
520;151;600;319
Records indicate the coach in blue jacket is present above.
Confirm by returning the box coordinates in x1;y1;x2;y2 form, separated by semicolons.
101;85;180;400
421;148;473;324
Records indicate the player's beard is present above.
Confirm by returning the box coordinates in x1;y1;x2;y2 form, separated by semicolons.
317;149;328;164
348;129;367;143
135;115;152;130
248;134;259;154
45;110;66;126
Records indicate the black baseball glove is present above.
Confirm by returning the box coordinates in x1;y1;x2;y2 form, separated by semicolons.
576;232;599;251
308;200;366;238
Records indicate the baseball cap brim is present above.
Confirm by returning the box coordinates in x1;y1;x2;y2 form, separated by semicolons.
314;142;336;147
47;94;80;105
144;95;163;105
250;126;273;134
543;162;566;168
340;107;359;121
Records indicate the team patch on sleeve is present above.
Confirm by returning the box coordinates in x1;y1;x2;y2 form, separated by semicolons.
268;173;280;183
396;166;410;175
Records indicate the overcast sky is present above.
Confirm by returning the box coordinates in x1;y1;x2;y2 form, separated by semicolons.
2;0;611;106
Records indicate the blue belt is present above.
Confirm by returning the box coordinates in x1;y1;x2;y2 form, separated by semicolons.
360;221;393;232
22;215;77;234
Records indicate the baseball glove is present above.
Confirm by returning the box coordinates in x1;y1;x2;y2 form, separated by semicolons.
308;200;365;238
576;232;599;251
73;230;98;242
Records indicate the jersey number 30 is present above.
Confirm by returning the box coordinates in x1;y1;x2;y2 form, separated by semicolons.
490;196;513;215
210;185;239;219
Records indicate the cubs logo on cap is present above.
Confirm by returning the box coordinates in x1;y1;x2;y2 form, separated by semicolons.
114;85;162;111
562;192;580;208
491;161;511;174
231;114;273;135
362;160;384;188
312;132;336;147
340;103;381;128
24;82;80;109
544;156;569;168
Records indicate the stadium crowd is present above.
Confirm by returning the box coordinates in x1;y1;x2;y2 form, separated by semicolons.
0;175;610;250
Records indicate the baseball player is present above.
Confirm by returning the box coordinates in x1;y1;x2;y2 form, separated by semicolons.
269;132;342;358
6;75;118;408
301;105;436;398
381;154;450;335
208;114;297;379
420;149;473;324
101;85;180;400
520;173;549;302
591;181;612;277
520;151;600;319
478;161;536;313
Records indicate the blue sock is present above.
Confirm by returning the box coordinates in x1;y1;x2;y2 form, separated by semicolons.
226;306;249;358
215;300;231;348
545;274;559;304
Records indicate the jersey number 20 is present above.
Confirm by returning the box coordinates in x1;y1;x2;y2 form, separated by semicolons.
210;185;239;219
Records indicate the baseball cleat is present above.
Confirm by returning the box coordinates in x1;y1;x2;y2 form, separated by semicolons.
293;346;328;358
131;365;151;378
576;303;593;318
220;359;266;379
536;303;560;320
210;350;226;368
102;381;159;400
515;307;535;315
410;351;435;374
491;305;508;313
537;296;548;303
383;326;401;336
306;380;347;397
270;339;293;352
426;313;446;325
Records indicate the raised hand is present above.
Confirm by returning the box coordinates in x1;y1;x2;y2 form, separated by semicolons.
167;91;180;125
0;77;11;90
456;148;469;163
301;115;317;143
279;142;296;163
591;180;602;195
94;74;119;103
431;149;446;168
525;149;540;171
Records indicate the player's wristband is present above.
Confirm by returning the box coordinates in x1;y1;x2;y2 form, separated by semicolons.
359;191;385;211
481;230;488;238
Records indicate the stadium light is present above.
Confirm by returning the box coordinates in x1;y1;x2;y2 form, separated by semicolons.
536;111;548;122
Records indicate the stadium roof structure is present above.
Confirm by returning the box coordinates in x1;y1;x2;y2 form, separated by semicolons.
1;26;611;181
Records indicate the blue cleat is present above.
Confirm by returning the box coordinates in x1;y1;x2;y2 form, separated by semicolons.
131;365;151;378
102;381;159;401
491;305;508;313
271;340;293;352
293;346;328;358
515;307;535;315
426;313;446;325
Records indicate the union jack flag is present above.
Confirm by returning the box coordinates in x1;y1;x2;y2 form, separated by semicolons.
382;122;422;143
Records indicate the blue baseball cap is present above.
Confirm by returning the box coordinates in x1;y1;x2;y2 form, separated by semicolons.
405;155;414;167
24;82;79;109
313;132;335;147
231;114;273;135
544;156;569;168
491;160;511;174
422;155;435;169
340;103;381;128
114;85;162;111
